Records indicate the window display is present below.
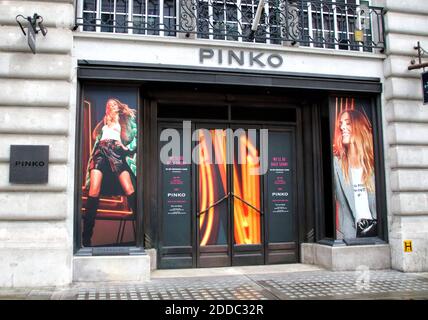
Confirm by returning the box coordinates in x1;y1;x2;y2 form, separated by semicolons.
80;86;139;247
331;97;377;240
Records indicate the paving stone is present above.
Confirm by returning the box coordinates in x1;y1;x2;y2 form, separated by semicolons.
2;269;428;300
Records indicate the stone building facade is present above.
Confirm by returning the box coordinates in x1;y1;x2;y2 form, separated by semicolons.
382;0;428;272
0;0;75;286
0;0;426;287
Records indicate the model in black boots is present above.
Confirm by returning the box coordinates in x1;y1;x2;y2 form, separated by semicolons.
82;196;100;247
82;98;137;247
82;192;135;247
126;192;136;215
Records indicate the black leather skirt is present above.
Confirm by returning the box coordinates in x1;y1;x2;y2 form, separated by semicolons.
89;139;127;175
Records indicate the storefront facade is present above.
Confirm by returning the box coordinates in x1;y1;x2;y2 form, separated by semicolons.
1;0;428;287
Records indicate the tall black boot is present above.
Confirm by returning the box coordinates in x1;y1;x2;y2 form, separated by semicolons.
82;196;99;247
127;192;136;214
126;192;137;242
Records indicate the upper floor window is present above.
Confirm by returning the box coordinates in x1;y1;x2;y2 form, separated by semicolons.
76;0;384;52
80;0;176;36
302;0;375;52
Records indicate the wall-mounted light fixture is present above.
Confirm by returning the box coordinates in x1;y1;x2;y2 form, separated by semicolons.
16;13;48;54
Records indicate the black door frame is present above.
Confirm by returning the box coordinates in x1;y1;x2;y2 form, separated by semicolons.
75;62;385;265
156;100;302;268
194;123;277;267
73;81;144;255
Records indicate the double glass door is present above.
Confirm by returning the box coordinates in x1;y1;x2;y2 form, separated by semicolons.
197;125;263;267
159;122;297;269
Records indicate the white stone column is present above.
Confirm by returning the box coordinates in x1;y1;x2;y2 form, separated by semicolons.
0;0;74;287
383;0;428;272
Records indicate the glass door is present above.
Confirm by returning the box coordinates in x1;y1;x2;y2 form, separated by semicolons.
231;126;264;265
159;122;298;269
196;125;264;267
196;126;230;267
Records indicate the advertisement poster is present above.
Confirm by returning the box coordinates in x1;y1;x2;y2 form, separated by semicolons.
332;97;378;240
80;85;138;247
161;129;192;247
163;156;190;216
266;131;293;243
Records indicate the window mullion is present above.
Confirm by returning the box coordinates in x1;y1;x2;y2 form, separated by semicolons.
264;0;269;44
223;0;227;41
369;4;375;52
96;0;101;32
320;2;325;48
357;0;363;52
145;0;148;35
175;0;179;38
237;0;242;42
307;1;313;48
345;0;350;50
333;0;338;50
113;0;117;33
160;0;165;37
128;0;133;34
208;0;214;40
252;0;256;43
357;4;362;52
78;0;83;32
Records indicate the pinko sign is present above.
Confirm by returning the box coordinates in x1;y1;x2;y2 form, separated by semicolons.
199;48;283;68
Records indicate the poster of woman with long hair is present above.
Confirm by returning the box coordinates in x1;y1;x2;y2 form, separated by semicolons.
80;86;138;247
332;97;377;240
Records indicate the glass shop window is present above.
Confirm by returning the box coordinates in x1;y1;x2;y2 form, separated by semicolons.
78;85;140;248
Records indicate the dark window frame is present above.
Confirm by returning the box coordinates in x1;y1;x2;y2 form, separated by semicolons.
74;61;386;257
321;93;388;245
73;80;144;255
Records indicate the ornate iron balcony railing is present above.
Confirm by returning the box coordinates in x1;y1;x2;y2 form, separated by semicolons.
74;0;385;52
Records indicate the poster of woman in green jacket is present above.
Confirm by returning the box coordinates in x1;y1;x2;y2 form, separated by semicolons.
82;97;137;247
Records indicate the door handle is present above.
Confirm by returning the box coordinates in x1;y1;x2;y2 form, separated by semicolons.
197;193;231;216
197;192;263;216
231;192;263;215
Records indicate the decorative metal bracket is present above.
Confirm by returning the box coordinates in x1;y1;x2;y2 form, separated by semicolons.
408;41;428;71
16;13;48;37
15;13;47;54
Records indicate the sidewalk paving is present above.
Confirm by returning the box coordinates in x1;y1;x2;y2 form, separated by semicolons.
1;264;428;300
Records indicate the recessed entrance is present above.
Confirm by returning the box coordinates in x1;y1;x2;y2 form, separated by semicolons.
158;103;299;269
